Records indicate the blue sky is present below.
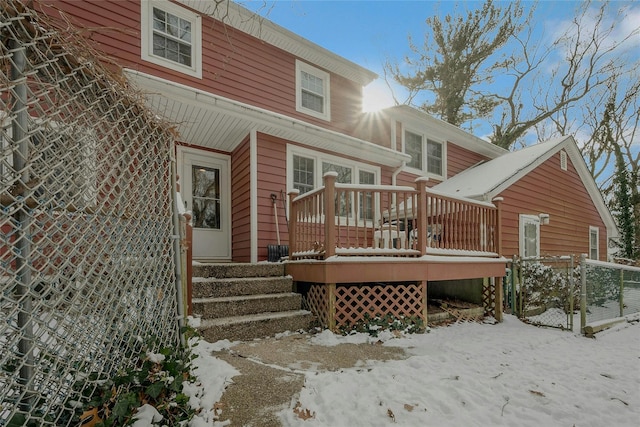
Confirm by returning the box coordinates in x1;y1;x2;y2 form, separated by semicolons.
238;0;588;111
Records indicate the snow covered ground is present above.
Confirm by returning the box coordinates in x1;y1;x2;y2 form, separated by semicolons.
184;314;639;427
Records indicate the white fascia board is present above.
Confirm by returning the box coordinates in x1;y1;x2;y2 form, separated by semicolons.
382;105;507;159
485;136;618;238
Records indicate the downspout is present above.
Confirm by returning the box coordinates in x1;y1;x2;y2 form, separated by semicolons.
391;161;405;187
391;161;406;207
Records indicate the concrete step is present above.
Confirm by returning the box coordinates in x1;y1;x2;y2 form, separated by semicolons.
199;310;315;342
192;292;302;319
192;276;293;298
192;262;285;279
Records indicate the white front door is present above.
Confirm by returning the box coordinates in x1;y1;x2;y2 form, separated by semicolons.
178;147;231;261
519;214;540;259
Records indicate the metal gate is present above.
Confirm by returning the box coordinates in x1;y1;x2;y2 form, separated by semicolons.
508;256;577;330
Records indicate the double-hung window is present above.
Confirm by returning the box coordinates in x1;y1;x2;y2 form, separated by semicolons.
404;129;444;178
289;147;378;222
141;0;202;78
296;60;331;121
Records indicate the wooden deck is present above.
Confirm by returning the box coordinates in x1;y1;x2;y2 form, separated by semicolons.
285;173;507;330
286;172;506;281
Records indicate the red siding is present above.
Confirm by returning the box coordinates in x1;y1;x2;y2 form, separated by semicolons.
499;151;607;260
40;0;364;137
447;143;490;178
256;133;288;261
231;137;251;262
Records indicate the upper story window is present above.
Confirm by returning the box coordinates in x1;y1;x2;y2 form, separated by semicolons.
589;226;600;260
141;0;202;78
296;60;331;121
404;129;445;179
405;131;422;170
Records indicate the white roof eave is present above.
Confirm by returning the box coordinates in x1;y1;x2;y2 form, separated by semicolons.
125;69;409;168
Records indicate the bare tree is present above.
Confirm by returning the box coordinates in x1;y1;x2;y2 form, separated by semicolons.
384;0;529;127
492;1;639;149
386;0;639;153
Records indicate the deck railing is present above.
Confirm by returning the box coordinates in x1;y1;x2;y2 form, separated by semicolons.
288;172;503;260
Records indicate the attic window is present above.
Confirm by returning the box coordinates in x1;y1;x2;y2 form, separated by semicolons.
296;60;331;121
141;0;202;78
560;150;568;171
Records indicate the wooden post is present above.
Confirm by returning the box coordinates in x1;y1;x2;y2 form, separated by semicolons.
415;177;429;256
494;276;503;322
323;172;337;259
421;280;428;328
328;283;336;331
288;189;299;258
580;254;587;334
619;268;624;318
492;197;504;256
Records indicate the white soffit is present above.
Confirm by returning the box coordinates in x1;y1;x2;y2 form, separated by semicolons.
125;69;409;167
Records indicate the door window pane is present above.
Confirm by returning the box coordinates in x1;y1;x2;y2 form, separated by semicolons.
520;216;540;259
589;227;599;259
192;165;220;229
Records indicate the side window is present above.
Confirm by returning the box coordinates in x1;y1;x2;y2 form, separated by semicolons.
295;60;331;121
589;226;599;260
141;0;202;78
519;215;540;258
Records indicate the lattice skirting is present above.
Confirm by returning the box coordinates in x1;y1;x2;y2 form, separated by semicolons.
307;282;426;330
482;277;496;318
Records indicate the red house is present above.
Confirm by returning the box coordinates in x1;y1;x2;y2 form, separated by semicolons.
35;0;616;329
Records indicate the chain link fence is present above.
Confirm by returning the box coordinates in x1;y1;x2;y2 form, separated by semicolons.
580;257;640;330
1;1;181;425
508;256;578;330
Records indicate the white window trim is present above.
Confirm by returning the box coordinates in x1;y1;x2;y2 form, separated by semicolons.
402;126;446;180
519;214;540;259
295;60;331;121
287;145;380;223
140;0;202;78
589;225;600;260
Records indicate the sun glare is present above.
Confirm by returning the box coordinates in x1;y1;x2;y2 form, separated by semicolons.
362;80;395;113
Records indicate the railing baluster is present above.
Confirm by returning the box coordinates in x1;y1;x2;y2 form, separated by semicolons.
288;178;500;259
